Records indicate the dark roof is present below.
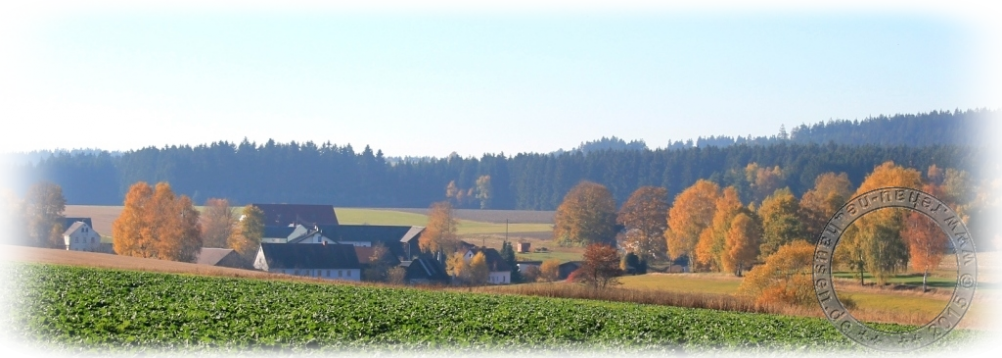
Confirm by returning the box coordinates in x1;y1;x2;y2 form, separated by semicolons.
195;248;239;266
355;246;401;266
258;243;360;270
63;218;93;231
263;226;297;239
331;225;422;258
252;203;339;227
466;247;511;272
403;257;449;282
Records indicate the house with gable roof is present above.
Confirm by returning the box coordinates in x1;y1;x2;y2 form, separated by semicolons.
254;242;361;281
62;218;109;253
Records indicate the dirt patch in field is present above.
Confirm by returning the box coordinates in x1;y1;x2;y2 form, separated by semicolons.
64;205;121;237
0;245;275;280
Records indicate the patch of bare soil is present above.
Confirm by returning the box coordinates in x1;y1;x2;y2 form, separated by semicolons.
382;208;555;224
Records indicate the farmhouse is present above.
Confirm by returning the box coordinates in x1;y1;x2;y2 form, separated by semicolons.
62;219;107;253
401;256;449;285
195;248;245;268
462;247;512;284
251;203;339;227
253;243;361;281
282;224;424;261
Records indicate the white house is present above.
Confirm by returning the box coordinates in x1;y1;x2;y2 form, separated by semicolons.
253;243;361;281
462;247;512;285
62;221;103;252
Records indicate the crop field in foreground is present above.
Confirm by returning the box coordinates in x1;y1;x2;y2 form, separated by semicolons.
1;264;982;355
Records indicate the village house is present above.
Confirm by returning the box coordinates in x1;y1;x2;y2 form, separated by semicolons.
401;256;450;285
195;248;245;269
462;247;512;285
61;218;108;253
253;242;361;281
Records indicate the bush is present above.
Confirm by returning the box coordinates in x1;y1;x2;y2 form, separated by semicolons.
738;240;815;307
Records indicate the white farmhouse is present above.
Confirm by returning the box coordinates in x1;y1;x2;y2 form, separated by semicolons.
62;220;103;252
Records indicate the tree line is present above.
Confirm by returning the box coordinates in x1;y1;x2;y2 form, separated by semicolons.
11;142;980;211
550;160;993;304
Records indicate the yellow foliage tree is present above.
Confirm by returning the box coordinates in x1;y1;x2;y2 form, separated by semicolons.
665;179;720;269
539;259;561;282
739;240;815;306
693;186;744;272
468;251;489;285
230;204;264;264
801;172;854;243
757;187;806;261
419;201;461;255
446;251;470;285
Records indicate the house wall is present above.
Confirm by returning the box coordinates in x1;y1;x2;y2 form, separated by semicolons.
63;226;102;252
272;268;360;281
488;271;511;285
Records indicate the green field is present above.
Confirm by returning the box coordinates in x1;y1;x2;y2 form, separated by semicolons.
335;208;552;236
10;263;981;354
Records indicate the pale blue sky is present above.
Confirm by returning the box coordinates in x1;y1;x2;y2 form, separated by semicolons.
1;2;999;158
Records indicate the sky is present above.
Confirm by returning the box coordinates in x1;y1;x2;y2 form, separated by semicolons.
1;1;1000;158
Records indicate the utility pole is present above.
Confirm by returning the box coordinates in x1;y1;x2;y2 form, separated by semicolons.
505;219;509;243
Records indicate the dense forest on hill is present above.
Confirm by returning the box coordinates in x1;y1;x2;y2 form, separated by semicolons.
11;143;978;210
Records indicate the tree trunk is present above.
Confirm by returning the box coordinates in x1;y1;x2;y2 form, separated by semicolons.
922;269;929;292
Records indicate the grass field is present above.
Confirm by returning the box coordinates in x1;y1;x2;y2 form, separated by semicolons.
10;262;986;354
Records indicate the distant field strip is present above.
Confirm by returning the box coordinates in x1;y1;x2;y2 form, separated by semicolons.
335;208;552;235
11;263;979;354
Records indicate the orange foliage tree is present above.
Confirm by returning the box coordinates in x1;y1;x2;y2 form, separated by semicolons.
739;240;815;307
665;179;720;269
722;212;762;277
579;243;622;289
617;186;669;262
113;182;202;262
419;201;461;255
553;181;618;247
901;184;950;292
694;186;743;272
539;259;561;282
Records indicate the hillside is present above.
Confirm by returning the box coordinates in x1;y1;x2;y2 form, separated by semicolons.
5;259;989;354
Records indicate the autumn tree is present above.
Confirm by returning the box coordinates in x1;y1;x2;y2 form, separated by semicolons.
230;204;264;263
902;213;948;291
941;168;973;204
1;189;28;246
744;163;785;204
801;172;853;242
553;181;617;247
23;181;66;248
475;175;493;209
201;198;236;248
665;179;720;270
578;243;622;289
419;201;461;255
722;212;762;277
617;186;669;262
539;258;561;282
113;182;201;262
468;251;489;286
363;242;396;282
757;187;807;261
113;182;153;257
739;240;815;306
694;186;743;272
836;161;922;285
446;251;470;285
